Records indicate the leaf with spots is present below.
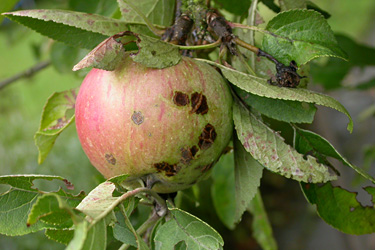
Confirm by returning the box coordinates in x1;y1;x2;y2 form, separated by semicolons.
34;88;78;164
233;100;337;183
262;9;347;66
2;9;131;49
131;33;181;68
0;175;83;236
301;183;375;234
76;182;119;221
154;208;224;250
199;59;353;132
72;32;132;71
294;126;375;184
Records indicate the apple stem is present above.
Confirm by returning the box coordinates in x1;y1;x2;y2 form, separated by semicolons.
176;39;221;50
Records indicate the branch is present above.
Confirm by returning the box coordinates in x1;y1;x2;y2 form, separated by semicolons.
0;60;51;90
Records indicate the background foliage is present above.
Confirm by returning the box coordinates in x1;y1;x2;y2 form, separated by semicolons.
1;0;375;249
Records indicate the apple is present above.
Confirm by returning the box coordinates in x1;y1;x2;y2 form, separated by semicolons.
75;55;233;193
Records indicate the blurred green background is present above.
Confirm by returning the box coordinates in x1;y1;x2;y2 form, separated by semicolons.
1;0;375;249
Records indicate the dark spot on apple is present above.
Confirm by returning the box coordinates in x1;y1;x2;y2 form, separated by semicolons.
191;92;208;115
151;50;156;56
105;153;116;165
198;123;217;149
180;145;200;164
190;145;199;157
154;162;181;177
201;162;214;173
180;148;193;164
173;91;189;106
131;111;144;125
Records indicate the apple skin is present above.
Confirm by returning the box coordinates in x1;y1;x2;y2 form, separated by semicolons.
75;55;233;193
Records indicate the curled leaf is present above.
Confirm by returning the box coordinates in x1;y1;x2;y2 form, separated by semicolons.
73;31;181;71
233;100;337;183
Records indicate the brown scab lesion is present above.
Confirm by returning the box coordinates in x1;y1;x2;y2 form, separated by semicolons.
190;92;208;115
173;91;190;106
131;111;144;125
154;162;181;177
180;145;199;165
198;123;217;150
105;153;116;165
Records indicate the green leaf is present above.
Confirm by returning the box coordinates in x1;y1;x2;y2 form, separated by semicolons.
3;9;130;49
69;0;119;17
81;220;107;250
27;193;78;228
121;206;150;250
311;34;375;89
301;183;375;234
51;43;87;73
66;220;107;250
0;189;51;236
262;9;347;65
294;126;375;184
0;0;18;24
248;190;277;250
131;33;181;68
211;152;236;229
212;0;251;15
0;174;61;190
233;136;264;225
45;228;74;245
108;174;130;186
34;88;77;164
279;0;306;11
117;0;175;26
306;1;331;19
0;175;80;236
233;100;337;183
113;212;137;247
199;59;353;132
154;208;224;250
235;87;317;123
260;0;281;13
66;221;89;250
